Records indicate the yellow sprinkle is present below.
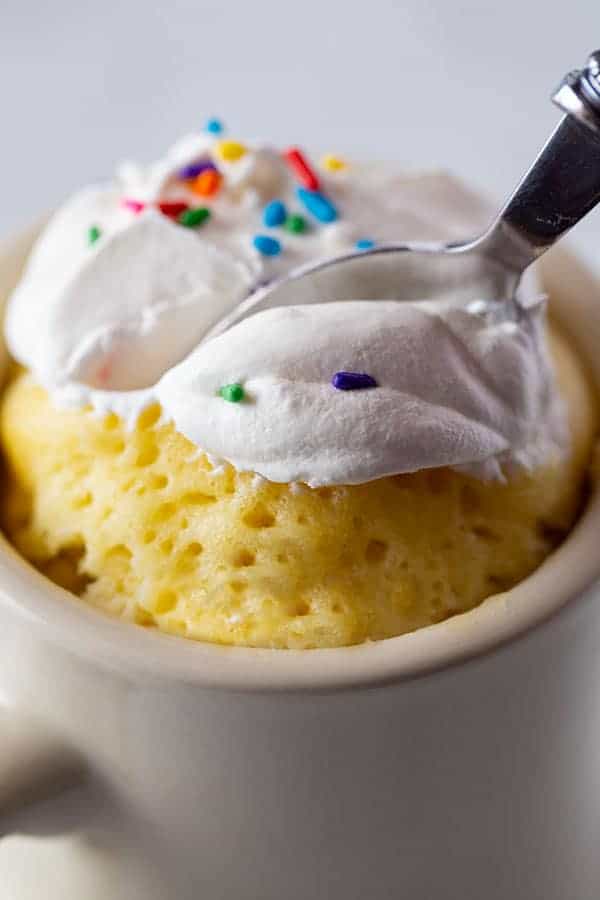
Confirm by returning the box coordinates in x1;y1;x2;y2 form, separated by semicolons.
321;154;348;172
215;140;247;162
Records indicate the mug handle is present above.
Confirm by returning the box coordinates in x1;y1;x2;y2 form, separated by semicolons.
0;702;85;821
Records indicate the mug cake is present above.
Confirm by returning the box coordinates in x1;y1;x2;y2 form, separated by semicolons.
1;121;597;648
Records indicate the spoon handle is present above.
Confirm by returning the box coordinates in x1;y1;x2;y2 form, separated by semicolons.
478;52;600;273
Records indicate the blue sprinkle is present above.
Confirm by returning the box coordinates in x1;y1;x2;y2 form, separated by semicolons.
205;118;224;134
178;160;217;180
296;187;338;223
332;371;378;391
253;234;282;257
355;238;375;250
263;199;287;227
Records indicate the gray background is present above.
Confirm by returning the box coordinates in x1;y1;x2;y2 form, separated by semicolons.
1;0;599;270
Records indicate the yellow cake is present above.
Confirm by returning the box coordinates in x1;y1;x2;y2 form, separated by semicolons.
1;327;596;649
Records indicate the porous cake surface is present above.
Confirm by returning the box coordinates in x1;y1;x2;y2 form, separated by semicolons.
1;329;596;648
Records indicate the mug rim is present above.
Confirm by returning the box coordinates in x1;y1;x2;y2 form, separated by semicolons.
0;224;599;693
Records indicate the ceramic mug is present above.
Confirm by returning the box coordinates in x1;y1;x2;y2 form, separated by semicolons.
1;227;600;900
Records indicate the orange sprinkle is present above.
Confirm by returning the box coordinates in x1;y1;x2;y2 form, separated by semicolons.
191;169;222;197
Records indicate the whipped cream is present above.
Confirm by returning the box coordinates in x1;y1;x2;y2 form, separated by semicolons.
4;129;568;486
157;299;564;484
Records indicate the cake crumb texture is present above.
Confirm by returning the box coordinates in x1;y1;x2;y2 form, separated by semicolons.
0;329;597;648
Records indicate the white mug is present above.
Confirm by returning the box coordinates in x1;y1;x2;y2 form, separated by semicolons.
1;227;600;900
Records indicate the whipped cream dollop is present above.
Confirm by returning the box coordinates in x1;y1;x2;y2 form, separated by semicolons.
5;127;568;486
157;299;564;484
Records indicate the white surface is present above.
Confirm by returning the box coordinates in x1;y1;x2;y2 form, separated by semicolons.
1;0;599;271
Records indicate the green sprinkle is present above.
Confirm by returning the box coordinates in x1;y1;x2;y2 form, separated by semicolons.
285;213;306;234
219;383;245;403
88;225;101;245
179;207;211;228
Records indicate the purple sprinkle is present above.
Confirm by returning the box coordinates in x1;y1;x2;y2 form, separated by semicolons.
332;371;378;391
178;160;218;180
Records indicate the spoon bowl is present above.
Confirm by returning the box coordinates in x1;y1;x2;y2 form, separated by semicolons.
207;242;528;342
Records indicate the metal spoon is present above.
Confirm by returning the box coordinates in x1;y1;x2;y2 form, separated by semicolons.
208;50;600;338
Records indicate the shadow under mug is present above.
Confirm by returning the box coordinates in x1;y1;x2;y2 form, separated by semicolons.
1;226;600;899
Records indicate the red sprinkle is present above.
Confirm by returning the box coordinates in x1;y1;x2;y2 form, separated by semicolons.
121;198;146;214
283;147;320;191
158;201;189;218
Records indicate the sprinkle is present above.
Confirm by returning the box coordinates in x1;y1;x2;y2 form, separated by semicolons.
355;238;375;250
88;225;101;245
191;169;222;197
179;207;211;228
253;234;282;256
215;140;247;162
96;359;112;385
158;201;189;218
283;147;320;190
296;187;338;223
321;153;348;172
205;118;224;134
121;198;146;214
332;371;378;391
263;200;287;227
178;160;217;180
285;213;306;234
219;383;245;403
